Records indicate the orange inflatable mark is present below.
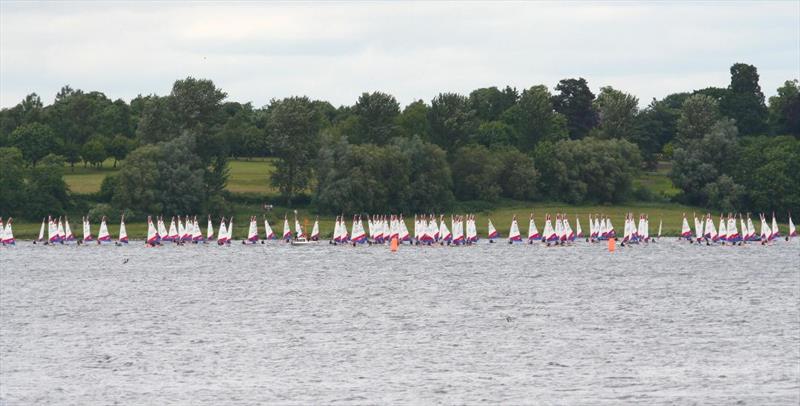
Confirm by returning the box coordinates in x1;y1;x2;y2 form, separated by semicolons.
608;238;616;252
390;237;399;252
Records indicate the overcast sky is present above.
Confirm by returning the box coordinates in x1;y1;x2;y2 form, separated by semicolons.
1;1;798;109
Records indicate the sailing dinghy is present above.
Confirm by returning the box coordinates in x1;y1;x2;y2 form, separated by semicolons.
1;218;14;245
508;215;522;243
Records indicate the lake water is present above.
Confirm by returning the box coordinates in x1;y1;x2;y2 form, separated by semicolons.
1;240;798;405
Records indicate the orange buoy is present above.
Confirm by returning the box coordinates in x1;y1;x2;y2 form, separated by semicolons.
390;237;399;252
608;237;615;252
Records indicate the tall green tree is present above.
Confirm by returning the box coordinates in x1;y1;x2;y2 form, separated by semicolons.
676;94;721;146
428;92;476;152
392;136;453;212
107;135;135;167
501;85;567;152
113;134;206;215
266;96;323;206
768;79;800;137
397;100;431;140
0;147;27;216
534;138;641;204
670;118;741;206
594;86;639;140
468;86;518;121
81;138;108;167
721;63;768;136
350;91;400;144
450;144;503;201
136;96;177;144
472;121;516;148
25;154;71;217
10;123;61;166
552;78;598;139
734;135;800;215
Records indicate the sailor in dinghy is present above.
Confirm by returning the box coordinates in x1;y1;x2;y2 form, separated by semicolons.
507;215;522;244
487;218;499;243
310;217;320;242
527;212;541;244
282;215;292;242
263;216;275;241
145;216;161;247
96;216;111;244
1;218;14;246
217;217;229;245
244;216;259;244
542;214;558;246
82;216;93;244
770;213;780;242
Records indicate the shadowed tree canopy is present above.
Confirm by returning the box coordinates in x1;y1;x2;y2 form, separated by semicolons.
501;85;567;152
768;80;800;137
720;63;768;136
552;78;598;139
593;86;639;141
397;100;431;140
266;96;324;206
350;91;400;145
676;94;721;146
428;92;476;152
469;86;518;122
11;122;61;166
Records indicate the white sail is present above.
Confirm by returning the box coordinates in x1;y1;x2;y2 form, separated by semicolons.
771;214;780;240
718;215;727;242
38;218;46;242
82;217;92;242
57;218;65;240
263;218;275;239
247;217;258;243
218;218;228;244
694;215;704;242
64;217;75;242
116;216;127;243
487;219;498;240
657;218;662;238
1;218;13;245
789;215;797;238
282;217;292;240
575;217;583;239
528;214;540;241
759;214;770;241
747;216;757;240
311;218;320;240
543;215;556;242
606;217;615;238
158;217;168;240
680;215;691;240
146;216;158;245
508;216;521;242
727;216;739;242
98;217;110;242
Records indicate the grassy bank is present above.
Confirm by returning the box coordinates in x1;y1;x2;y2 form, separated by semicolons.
6;158;742;240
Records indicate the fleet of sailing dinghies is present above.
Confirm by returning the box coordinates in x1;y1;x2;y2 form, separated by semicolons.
3;212;797;247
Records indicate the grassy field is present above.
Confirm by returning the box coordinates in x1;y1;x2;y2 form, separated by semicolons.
632;162;680;199
63;158;279;195
63;159;119;194
7;158;742;240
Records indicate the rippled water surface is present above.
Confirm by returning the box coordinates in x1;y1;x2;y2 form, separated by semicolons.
1;240;799;404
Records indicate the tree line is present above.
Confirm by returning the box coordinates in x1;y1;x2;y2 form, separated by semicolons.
0;63;798;220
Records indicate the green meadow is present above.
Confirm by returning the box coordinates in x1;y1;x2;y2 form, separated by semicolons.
6;158;743;240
